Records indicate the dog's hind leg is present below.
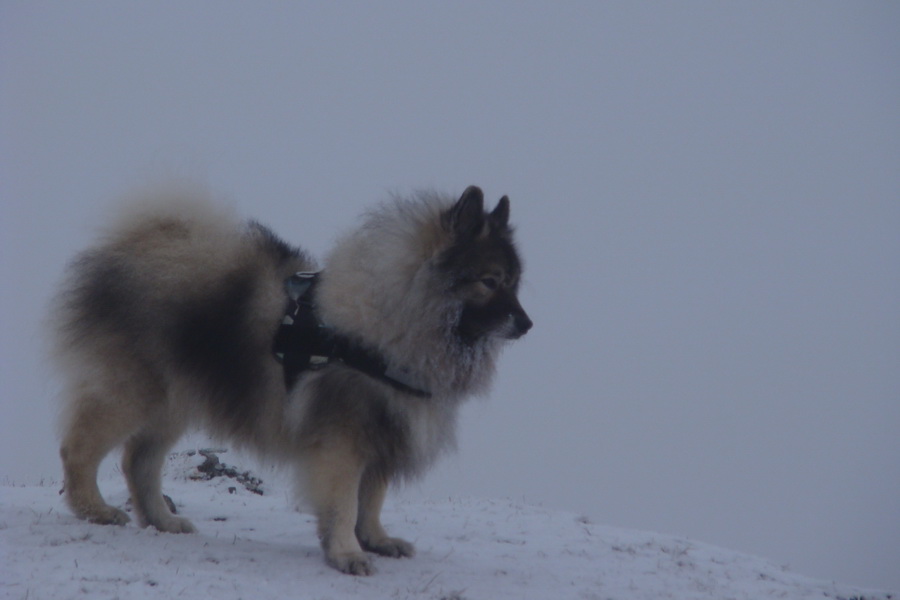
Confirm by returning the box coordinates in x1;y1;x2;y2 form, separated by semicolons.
356;470;414;558
60;394;138;526
122;425;195;534
306;440;373;575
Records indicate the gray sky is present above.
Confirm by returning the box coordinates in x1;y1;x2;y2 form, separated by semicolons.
2;1;898;591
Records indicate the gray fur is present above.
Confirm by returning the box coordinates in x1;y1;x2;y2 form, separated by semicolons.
53;185;530;575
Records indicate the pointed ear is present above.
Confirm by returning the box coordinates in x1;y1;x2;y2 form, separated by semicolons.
489;195;510;229
447;186;485;238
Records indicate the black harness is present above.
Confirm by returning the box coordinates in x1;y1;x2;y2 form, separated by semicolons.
273;272;431;398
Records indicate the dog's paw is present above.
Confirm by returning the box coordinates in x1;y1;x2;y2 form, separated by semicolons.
151;515;197;534
361;536;415;559
87;506;131;526
327;551;374;576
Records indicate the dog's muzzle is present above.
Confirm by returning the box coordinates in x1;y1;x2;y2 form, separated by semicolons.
506;311;533;339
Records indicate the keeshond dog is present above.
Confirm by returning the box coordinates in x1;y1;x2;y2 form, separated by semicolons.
53;185;531;575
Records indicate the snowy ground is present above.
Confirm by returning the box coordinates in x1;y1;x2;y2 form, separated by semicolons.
1;452;895;600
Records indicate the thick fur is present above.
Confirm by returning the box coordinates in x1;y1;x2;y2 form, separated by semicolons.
53;185;531;575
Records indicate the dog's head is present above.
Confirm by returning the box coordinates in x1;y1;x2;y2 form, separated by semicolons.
438;186;533;345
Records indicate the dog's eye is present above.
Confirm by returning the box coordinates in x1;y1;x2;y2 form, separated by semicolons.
481;277;499;291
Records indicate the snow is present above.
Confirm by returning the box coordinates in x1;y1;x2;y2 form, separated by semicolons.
1;452;895;600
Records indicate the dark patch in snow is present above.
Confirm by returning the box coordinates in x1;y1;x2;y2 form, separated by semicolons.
189;449;265;495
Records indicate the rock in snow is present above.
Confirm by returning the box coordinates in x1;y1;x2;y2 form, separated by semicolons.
1;452;895;600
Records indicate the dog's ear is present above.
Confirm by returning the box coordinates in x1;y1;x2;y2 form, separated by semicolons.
448;186;485;239
489;196;510;230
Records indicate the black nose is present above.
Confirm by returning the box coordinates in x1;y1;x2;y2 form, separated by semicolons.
514;313;533;335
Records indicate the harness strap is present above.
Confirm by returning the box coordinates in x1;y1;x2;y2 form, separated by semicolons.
273;272;432;398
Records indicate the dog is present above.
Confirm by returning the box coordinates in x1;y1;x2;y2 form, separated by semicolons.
53;184;531;575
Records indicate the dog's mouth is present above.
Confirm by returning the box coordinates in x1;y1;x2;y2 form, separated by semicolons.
499;312;533;340
456;305;533;344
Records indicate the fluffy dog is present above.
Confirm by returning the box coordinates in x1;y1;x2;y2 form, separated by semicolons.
54;185;531;575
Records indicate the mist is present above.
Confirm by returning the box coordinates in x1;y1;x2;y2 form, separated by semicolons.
2;2;898;590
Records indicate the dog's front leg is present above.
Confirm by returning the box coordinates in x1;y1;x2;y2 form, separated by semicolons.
356;470;415;558
307;441;372;575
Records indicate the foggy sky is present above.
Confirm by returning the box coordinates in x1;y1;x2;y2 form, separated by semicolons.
2;1;898;591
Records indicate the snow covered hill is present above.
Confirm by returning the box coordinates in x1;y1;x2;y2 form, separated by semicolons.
1;452;895;600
